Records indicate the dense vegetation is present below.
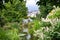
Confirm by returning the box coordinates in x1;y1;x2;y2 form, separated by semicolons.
0;0;27;27
37;0;60;18
0;0;60;40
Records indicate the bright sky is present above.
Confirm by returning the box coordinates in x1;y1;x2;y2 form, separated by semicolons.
26;0;39;12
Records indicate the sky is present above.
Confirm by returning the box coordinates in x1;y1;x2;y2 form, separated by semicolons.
26;0;39;12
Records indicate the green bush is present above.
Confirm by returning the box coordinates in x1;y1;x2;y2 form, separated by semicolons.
0;27;20;40
48;8;60;19
0;28;10;40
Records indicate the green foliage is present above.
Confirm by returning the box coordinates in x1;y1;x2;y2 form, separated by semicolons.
32;20;51;30
0;0;27;27
0;0;24;9
39;5;53;18
48;8;60;19
49;21;60;40
33;20;41;30
0;27;19;40
37;0;60;6
0;28;9;40
1;0;60;40
0;16;6;27
32;20;60;40
0;0;27;40
37;0;60;18
6;29;19;40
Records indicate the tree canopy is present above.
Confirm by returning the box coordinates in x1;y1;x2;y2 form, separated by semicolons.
0;0;27;27
37;0;60;18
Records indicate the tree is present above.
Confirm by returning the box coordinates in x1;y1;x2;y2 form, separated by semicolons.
0;0;24;10
37;0;60;18
0;0;27;27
